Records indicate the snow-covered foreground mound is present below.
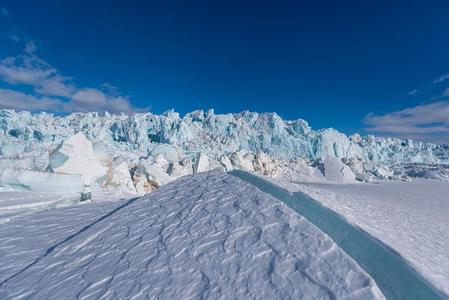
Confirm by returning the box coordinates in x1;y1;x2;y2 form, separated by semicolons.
0;171;383;299
271;178;449;297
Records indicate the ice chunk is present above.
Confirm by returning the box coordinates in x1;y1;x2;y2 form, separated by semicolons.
219;155;233;171
253;152;277;176
133;174;155;195
106;158;136;193
49;132;108;186
135;159;173;187
0;142;26;157
167;161;191;178
323;156;356;183
153;153;169;172
230;151;254;171
193;153;209;173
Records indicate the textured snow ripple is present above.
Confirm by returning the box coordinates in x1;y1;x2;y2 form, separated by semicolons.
273;178;449;298
0;171;383;299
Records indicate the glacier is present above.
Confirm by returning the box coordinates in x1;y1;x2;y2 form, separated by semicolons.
1;108;449;192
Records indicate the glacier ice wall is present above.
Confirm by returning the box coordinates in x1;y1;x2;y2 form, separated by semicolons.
1;108;448;165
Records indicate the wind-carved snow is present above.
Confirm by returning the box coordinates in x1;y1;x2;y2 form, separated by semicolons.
0;171;383;299
0;189;136;224
270;178;449;297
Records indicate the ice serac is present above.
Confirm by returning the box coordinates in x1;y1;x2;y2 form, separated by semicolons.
135;158;173;188
322;156;356;183
105;158;136;193
3;108;448;163
49;132;108;187
193;153;209;173
1;109;449;186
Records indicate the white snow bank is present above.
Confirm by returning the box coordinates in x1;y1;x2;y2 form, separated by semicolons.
0;171;383;299
0;189;136;224
269;178;449;297
0;169;84;193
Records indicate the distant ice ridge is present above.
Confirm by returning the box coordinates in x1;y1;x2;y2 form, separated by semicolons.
0;109;448;193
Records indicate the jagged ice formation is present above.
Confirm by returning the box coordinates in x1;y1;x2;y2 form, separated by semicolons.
1;108;449;192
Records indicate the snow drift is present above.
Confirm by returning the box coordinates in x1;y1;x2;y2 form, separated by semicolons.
0;171;383;299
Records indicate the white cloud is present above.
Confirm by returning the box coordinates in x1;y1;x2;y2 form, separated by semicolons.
71;88;107;107
364;101;449;144
68;88;134;113
0;88;65;112
443;87;449;97
408;89;419;96
433;73;449;84
0;87;136;114
24;41;37;54
36;75;76;97
0;7;11;19
0;54;72;98
0;43;141;114
9;35;20;42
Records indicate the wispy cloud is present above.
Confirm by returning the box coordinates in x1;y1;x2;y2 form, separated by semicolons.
443;87;449;97
0;42;143;114
69;88;134;113
433;73;449;84
432;72;449;98
0;51;74;97
0;7;11;19
0;89;65;112
364;101;449;144
408;89;419;96
9;35;20;42
24;41;37;54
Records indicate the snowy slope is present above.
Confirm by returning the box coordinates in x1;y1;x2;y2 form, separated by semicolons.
0;171;383;299
269;178;449;297
0;189;136;224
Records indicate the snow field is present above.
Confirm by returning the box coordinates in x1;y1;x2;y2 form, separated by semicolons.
0;171;383;299
270;178;449;297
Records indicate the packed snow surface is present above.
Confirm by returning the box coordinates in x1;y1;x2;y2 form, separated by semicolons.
0;189;136;224
0;171;383;299
270;178;449;297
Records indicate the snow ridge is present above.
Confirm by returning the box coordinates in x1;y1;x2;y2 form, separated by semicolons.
0;171;383;299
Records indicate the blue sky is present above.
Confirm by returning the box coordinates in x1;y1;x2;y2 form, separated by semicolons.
1;1;449;142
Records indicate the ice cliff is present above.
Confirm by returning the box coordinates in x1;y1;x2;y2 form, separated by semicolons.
1;109;448;192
